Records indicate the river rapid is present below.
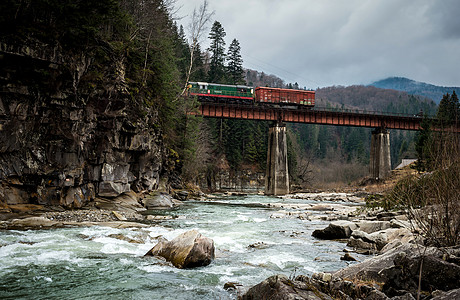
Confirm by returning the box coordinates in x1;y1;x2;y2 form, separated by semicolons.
0;194;365;299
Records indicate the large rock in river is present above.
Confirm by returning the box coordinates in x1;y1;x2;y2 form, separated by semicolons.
144;230;214;268
312;220;358;239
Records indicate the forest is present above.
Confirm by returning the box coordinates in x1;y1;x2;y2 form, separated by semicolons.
0;0;443;190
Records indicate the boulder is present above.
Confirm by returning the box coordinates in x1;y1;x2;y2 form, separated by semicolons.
173;190;189;201
144;230;215;268
334;243;444;284
10;216;58;228
62;184;95;208
381;253;460;296
143;192;182;209
379;228;415;253
303;273;386;300
347;237;377;252
8;204;44;213
312;220;358;239
347;230;388;251
111;211;127;221
432;288;460;300
356;220;392;234
95;191;145;213
98;181;130;198
241;274;333;300
341;253;357;261
390;219;412;229
0;200;11;213
0;184;30;204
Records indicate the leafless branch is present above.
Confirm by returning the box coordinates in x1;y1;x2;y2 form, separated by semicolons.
175;0;214;101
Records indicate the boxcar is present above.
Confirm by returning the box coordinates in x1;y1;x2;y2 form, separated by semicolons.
255;87;315;107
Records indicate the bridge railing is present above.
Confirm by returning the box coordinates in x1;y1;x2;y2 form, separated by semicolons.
308;106;434;119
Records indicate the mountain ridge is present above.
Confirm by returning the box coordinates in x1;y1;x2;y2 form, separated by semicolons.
369;77;459;104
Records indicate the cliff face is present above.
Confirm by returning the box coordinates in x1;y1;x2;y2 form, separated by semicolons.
0;43;163;208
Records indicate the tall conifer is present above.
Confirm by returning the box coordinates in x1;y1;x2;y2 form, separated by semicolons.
207;21;226;83
227;38;244;84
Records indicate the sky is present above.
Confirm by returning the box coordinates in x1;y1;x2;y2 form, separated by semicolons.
175;0;460;89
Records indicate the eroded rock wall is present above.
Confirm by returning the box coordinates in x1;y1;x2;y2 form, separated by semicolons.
0;44;163;208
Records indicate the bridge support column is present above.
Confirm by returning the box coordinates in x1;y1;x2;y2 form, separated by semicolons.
370;127;391;180
265;122;289;195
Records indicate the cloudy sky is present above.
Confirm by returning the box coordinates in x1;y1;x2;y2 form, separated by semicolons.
175;0;460;89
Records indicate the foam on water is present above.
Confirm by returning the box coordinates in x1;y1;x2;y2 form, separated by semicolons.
0;194;364;299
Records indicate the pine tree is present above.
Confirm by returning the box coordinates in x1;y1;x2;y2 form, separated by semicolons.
174;24;191;81
207;21;226;83
414;115;432;172
436;91;460;126
227;38;245;84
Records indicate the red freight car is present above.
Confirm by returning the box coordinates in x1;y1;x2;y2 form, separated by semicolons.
255;87;315;107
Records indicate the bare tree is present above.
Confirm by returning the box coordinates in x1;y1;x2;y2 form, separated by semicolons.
177;0;214;99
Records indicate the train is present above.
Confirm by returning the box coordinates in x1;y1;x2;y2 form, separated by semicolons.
187;82;315;107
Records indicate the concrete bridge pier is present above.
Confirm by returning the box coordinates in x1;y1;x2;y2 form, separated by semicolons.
369;127;391;180
265;122;289;195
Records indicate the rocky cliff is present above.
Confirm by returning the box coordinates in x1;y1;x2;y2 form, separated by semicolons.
0;42;163;209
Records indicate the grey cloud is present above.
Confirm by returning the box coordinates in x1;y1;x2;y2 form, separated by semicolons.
178;0;460;87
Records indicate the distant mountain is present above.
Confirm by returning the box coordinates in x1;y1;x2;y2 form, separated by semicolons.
370;77;459;104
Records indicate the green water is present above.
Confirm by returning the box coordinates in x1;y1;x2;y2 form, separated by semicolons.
0;194;365;299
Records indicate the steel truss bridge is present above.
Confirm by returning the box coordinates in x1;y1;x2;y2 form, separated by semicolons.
198;102;430;131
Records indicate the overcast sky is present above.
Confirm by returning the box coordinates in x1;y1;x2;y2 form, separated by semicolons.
175;0;460;89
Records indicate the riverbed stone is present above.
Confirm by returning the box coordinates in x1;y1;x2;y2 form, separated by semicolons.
144;230;215;268
241;274;333;300
312;220;358;239
10;216;58;228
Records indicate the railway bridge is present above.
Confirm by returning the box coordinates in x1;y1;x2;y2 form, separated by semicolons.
196;102;454;195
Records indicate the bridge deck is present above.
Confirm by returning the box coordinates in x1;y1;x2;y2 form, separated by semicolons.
198;103;427;130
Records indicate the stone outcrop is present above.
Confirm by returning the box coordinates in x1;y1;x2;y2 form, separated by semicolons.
0;44;163;209
144;230;215;269
244;245;460;300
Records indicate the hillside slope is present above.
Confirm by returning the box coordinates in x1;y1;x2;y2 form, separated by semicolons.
316;85;437;116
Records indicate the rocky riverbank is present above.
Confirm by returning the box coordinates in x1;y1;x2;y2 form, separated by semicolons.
0;190;187;229
3;188;459;299
235;192;460;300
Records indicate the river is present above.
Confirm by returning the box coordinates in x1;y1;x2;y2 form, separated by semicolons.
0;194;365;299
